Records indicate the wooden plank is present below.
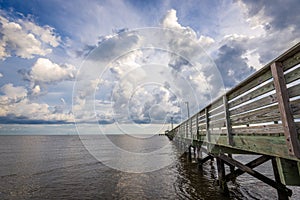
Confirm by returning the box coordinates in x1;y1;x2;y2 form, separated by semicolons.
230;104;281;126
276;157;300;186
198;113;206;121
285;65;300;83
282;51;300;71
202;135;300;161
291;98;300;116
230;94;277;116
217;154;292;197
211;135;295;160
216;157;229;195
209;105;225;116
288;84;300;98
210;119;226;128
228;69;272;101
225;155;272;182
205;108;210;142
271;62;300;158
210;97;224;111
210;129;228;135
231;124;284;135
223;95;234;145
229;81;275;109
209;112;225;121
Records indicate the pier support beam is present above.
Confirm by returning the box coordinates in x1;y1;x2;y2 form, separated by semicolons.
272;158;289;200
216;157;229;196
217;154;292;199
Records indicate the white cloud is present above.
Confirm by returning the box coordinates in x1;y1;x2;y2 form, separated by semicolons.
0;83;27;104
0;83;73;122
0;14;60;60
22;21;61;47
72;9;227;124
30;58;76;83
0;72;3;78
161;9;183;29
31;85;41;96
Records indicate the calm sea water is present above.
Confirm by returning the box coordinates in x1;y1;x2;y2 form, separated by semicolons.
0;124;299;199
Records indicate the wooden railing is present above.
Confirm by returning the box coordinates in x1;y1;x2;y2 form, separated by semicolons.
171;42;300;160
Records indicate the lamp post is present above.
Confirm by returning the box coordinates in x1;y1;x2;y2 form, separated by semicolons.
170;117;174;130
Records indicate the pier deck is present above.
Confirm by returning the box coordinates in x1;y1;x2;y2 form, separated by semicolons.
166;42;300;199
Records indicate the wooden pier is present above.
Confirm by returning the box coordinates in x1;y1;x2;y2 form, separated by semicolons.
166;42;300;199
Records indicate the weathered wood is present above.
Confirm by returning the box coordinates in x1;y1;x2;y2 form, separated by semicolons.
209;119;226;129
285;65;300;83
223;95;234;145
229;81;275;109
276;157;300;186
209;112;225;121
218;154;292;197
205;108;210;142
291;98;300;116
228;68;273;101
230;136;290;159
230;93;278;116
210;129;228;136
230;104;281;126
209;97;224;111
209;105;225;116
198;155;214;165
271;62;300;158
195;113;200;139
288;84;300;98
282;51;300;71
216;157;229;195
272;158;290;200
225;155;271;182
232;124;284;135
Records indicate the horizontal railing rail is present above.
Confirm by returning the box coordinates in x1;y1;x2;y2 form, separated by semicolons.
170;42;300;160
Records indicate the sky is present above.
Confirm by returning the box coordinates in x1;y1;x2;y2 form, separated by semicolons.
0;0;299;125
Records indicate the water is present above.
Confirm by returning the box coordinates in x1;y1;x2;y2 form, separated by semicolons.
0;125;300;199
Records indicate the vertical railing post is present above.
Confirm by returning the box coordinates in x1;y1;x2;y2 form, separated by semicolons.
223;95;234;146
271;62;300;158
190;116;193;139
205;108;211;143
196;112;199;140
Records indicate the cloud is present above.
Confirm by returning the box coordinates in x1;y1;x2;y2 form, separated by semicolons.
0;12;60;60
235;0;300;64
0;83;27;104
29;58;76;83
215;35;255;88
72;9;227;124
0;72;3;78
0;83;73;122
239;0;300;31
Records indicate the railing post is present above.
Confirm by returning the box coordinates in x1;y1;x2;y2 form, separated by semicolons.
205;108;211;143
196;112;199;140
271;62;300;158
190;117;193;139
223;95;234;146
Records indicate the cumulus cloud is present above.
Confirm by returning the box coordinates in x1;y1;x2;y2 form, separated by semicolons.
239;0;300;31
29;58;76;83
72;9;226;124
215;35;255;88
0;83;73;122
234;0;300;65
0;83;27;104
0;13;60;60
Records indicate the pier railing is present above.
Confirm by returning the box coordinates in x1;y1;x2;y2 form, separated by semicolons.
170;42;300;161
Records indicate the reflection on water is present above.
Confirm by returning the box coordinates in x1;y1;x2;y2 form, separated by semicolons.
0;135;299;199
